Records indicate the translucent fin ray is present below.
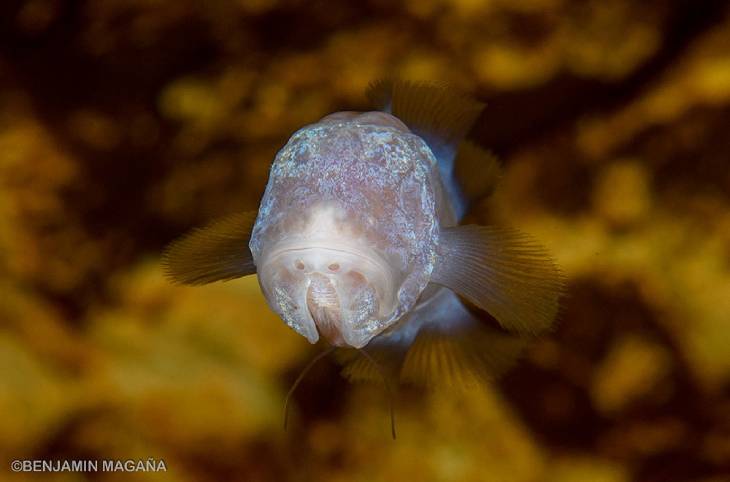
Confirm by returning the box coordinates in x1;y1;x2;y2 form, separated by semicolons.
366;79;485;143
432;225;565;334
337;344;404;384
399;290;529;388
336;288;530;390
161;211;257;285
400;326;528;388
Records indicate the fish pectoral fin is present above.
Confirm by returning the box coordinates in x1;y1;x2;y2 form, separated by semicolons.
454;141;502;200
432;225;565;334
161;211;258;285
400;312;529;389
366;79;484;144
336;344;404;385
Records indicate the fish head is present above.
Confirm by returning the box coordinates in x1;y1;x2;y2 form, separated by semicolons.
250;113;442;348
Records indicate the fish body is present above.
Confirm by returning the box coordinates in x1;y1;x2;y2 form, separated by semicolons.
163;81;564;387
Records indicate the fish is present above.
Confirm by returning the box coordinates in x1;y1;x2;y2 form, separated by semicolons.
162;80;564;390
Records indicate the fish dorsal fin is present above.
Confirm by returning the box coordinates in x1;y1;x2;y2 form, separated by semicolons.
432;225;565;334
400;317;529;389
162;211;258;285
454;141;502;200
366;79;394;112
366;79;485;144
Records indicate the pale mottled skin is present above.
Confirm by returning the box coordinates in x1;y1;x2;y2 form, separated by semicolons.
249;112;456;348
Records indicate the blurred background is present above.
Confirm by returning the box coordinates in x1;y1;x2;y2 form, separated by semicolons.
1;0;729;481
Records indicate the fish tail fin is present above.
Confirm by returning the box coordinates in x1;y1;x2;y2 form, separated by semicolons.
366;79;488;219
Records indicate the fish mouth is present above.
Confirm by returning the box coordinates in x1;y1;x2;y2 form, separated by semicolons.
264;243;395;312
258;241;397;348
306;273;346;346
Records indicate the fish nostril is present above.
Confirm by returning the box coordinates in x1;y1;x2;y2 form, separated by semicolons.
295;259;305;270
328;262;340;272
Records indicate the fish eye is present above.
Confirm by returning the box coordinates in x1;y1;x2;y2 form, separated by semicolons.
328;262;340;272
294;259;305;270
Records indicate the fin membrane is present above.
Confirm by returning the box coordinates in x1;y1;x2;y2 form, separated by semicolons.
337;288;529;389
162;211;258;285
454;141;502;201
432;225;565;334
366;79;485;143
336;343;405;384
400;317;528;388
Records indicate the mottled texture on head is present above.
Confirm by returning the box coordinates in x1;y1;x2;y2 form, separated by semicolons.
249;112;442;347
